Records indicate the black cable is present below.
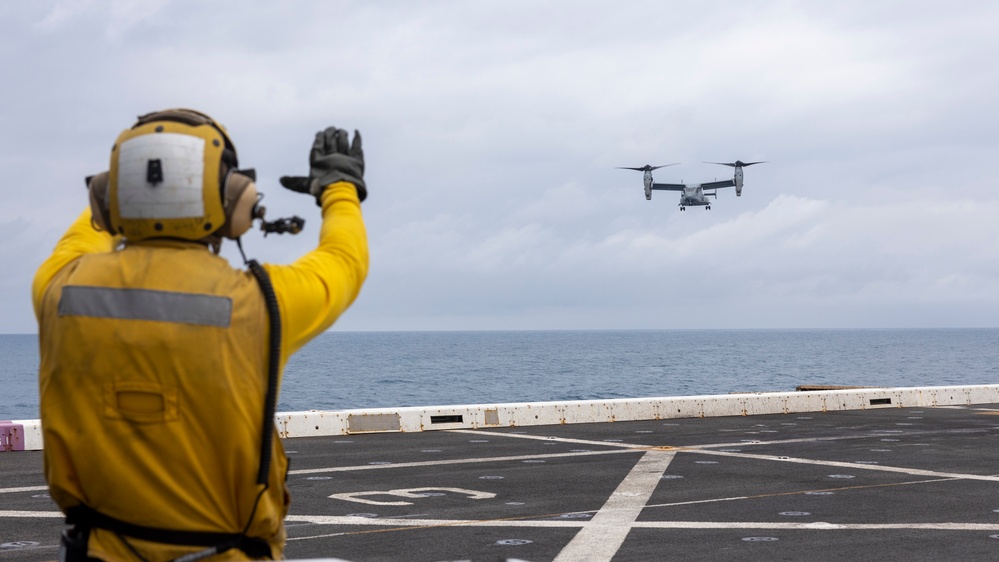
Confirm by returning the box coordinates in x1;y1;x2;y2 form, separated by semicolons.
247;259;281;485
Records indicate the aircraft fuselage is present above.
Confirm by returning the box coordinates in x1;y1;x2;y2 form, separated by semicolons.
678;186;715;210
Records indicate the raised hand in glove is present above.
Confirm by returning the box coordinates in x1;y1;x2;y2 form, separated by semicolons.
280;127;366;205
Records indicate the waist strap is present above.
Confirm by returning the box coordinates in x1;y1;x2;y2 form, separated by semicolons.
66;505;271;559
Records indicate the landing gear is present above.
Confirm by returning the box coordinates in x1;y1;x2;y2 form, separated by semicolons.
679;206;686;211
705;205;711;210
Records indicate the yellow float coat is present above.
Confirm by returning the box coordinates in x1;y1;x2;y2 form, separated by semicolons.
33;183;368;560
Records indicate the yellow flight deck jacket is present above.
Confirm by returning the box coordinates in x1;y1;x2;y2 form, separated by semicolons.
32;182;368;561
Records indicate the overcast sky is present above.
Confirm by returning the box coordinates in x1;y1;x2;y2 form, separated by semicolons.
2;1;998;333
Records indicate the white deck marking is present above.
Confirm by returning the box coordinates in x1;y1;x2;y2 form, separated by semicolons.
284;516;999;533
631;521;999;531
0;485;48;494
450;429;651;450
284;426;999;479
329;487;495;506
456;428;999;483
0;510;63;518
288;448;635;475
553;449;675;562
454;427;979;451
643;477;961;510
689;448;999;482
286;515;585;528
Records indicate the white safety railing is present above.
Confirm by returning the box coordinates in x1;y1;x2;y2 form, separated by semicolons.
7;384;999;451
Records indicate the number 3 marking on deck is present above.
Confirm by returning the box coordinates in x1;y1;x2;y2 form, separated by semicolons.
329;487;496;506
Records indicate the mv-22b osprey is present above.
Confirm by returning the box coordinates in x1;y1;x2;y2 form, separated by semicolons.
617;161;765;211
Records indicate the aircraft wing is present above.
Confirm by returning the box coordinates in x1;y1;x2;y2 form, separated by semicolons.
651;183;686;191
699;179;736;190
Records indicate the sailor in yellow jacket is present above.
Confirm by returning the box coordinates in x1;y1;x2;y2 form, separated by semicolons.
32;109;368;561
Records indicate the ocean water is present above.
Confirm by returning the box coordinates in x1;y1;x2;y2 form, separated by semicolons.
2;329;998;420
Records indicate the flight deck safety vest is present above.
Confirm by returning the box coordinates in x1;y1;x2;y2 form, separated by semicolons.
34;182;370;561
36;238;289;560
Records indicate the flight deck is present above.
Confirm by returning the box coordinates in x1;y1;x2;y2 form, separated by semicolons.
4;386;999;561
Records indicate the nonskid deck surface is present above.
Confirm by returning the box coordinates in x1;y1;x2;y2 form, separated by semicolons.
4;405;999;561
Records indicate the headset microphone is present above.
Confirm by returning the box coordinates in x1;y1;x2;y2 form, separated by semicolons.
260;216;305;236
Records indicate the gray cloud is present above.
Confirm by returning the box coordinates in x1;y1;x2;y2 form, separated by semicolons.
2;0;998;333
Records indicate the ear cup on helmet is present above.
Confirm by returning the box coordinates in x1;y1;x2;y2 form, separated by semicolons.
86;172;112;232
219;170;259;240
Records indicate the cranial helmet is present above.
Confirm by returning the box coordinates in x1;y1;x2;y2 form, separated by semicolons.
88;108;259;246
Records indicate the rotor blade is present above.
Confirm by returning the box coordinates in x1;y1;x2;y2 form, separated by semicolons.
704;160;767;168
615;163;679;172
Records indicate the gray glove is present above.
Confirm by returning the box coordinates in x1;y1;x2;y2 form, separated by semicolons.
280;127;366;205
